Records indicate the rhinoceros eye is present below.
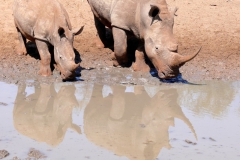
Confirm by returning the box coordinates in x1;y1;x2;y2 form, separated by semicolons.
58;27;65;38
149;5;160;18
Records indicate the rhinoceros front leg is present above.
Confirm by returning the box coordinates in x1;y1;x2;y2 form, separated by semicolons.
16;27;27;56
94;15;106;48
35;40;52;76
111;27;128;66
132;46;150;72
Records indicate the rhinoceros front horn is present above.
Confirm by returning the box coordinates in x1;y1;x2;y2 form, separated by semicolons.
174;47;202;66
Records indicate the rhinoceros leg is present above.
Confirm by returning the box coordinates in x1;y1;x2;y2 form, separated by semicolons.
111;27;128;66
132;46;150;72
16;27;27;56
110;86;125;120
94;15;106;48
35;40;52;77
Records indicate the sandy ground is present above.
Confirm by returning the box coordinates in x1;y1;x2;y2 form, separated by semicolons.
0;0;240;85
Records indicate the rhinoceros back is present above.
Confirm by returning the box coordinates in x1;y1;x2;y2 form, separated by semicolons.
88;0;139;34
88;0;113;28
13;0;70;40
110;0;138;32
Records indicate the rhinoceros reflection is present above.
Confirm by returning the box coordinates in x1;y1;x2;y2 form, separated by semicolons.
84;85;196;160
13;84;81;146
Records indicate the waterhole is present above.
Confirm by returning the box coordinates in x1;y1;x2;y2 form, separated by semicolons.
0;81;240;160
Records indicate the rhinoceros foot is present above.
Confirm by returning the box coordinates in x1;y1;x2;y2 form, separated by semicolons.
38;65;52;77
111;52;129;67
111;52;120;67
132;61;150;72
132;50;150;72
16;45;27;56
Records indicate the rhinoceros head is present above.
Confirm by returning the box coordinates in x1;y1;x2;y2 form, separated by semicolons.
52;26;84;80
140;0;200;79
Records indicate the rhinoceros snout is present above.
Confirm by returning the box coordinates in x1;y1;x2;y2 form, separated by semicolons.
55;62;79;80
158;68;180;79
61;70;75;80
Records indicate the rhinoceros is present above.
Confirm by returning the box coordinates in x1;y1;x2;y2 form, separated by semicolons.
13;0;84;80
87;0;201;79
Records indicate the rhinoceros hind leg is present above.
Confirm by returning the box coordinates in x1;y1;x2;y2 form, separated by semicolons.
16;28;27;56
112;27;128;66
132;47;150;72
94;15;106;48
35;40;52;77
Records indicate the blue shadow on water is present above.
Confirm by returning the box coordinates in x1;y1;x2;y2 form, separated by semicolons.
75;76;85;82
63;67;96;82
63;77;84;82
150;69;203;85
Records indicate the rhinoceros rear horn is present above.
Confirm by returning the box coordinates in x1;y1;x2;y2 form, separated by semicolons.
72;26;84;36
174;47;202;66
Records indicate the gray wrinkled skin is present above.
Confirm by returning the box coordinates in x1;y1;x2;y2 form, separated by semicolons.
88;0;200;79
13;0;83;80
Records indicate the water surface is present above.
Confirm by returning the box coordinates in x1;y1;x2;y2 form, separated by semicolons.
0;81;240;160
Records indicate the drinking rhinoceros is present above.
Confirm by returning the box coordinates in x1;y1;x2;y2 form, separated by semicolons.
87;0;201;79
13;0;84;80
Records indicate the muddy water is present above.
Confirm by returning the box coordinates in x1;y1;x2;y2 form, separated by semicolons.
0;81;240;160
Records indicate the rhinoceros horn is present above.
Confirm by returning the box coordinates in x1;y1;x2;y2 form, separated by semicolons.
173;47;202;67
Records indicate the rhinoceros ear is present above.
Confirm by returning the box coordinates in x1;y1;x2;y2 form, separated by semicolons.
149;5;160;18
72;26;84;36
170;7;178;16
149;5;161;25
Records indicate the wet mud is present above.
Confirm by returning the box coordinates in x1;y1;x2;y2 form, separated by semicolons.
0;81;240;159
